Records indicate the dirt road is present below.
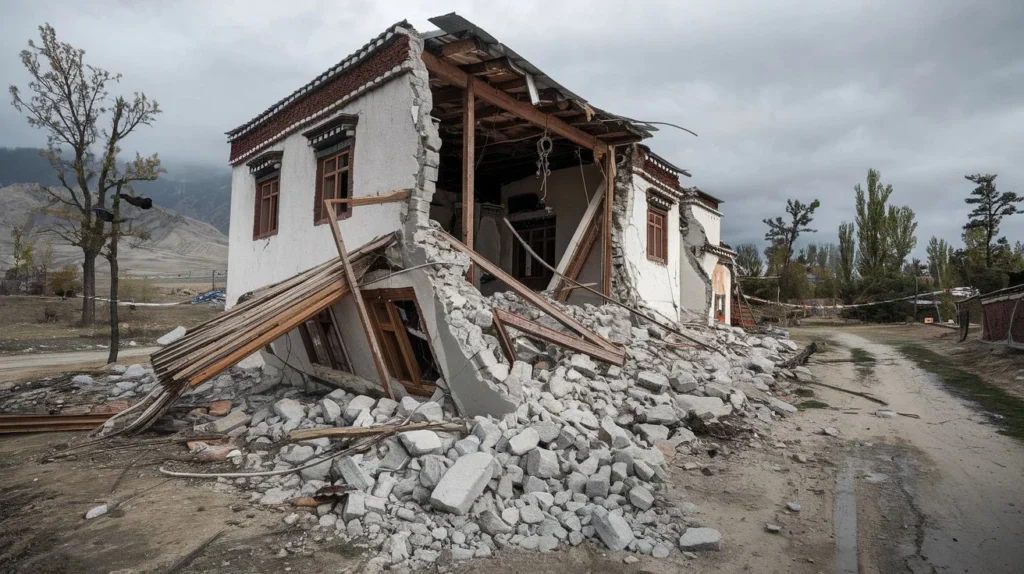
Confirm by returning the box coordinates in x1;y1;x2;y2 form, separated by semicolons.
0;347;159;382
796;326;1024;573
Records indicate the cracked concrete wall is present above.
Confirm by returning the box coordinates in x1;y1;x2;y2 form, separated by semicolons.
679;204;714;324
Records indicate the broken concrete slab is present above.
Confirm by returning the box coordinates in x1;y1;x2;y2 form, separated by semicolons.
678;527;721;551
592;507;634;551
429;452;495;515
399;430;442;456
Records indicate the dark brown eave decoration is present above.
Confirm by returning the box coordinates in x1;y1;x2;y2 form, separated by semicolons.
246;151;283;177
303;114;359;149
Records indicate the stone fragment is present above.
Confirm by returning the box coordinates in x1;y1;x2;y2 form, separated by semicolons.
570;354;599;378
419;455;448;489
332;456;374;491
472;419;502;448
675;395;732;419
525;448;560;478
71;374;94;385
653;543;671;558
197;410;250;434
122;364;147;379
822;427;841;437
678;527;722;551
479;509;513;535
547;368;570;398
273;398;305;422
399;430;442;456
592;508;634;551
636;423;670;443
344;395;376;422
85;504;108;519
628;486;654;510
636;371;669;393
319;398;342;424
537;535;559;552
768;397;798;415
586;465;611;499
520;504;544;524
531;421;560;443
599;417;632;449
786;501;801;512
643;404;679;426
765;523;781;533
429;452;495;515
508;428;540;455
343;491;366;522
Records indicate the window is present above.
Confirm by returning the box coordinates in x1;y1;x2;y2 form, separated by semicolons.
314;146;353;224
363;288;440;397
253;176;279;239
647;206;668;264
299;308;351;372
512;216;557;289
247;151;282;240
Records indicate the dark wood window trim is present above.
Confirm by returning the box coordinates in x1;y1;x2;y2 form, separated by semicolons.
511;215;557;290
647;206;668;265
253;175;280;240
313;142;355;225
362;287;440;397
298;307;352;372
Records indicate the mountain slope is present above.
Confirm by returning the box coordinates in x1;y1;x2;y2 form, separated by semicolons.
0;183;228;275
0;147;232;234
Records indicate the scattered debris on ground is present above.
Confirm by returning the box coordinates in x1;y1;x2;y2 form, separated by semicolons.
0;286;817;570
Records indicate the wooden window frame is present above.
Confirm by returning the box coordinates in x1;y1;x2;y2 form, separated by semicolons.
511;215;557;289
647;205;668;264
362;287;439;397
253;175;280;240
298;307;352;372
313;142;355;225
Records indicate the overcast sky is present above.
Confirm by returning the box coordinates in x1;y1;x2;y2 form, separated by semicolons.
3;0;1022;256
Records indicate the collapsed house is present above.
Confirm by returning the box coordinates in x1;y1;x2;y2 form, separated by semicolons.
217;13;738;414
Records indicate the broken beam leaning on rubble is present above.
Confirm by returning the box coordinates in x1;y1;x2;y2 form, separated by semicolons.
501;217;724;355
324;200;396;400
493;309;626;366
491;310;517;364
437;230;618;354
287;420;466;441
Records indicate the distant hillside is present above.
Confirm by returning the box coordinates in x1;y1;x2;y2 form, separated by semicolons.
0;183;227;275
0;147;232;234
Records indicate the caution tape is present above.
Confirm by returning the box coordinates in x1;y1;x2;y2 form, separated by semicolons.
743;290;948;310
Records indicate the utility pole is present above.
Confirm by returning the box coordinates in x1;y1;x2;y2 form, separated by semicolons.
211;270;216;291
913;275;918;324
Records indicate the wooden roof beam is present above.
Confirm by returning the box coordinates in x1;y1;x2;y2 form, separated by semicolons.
439;37;485;57
461;57;517;76
423;52;608;155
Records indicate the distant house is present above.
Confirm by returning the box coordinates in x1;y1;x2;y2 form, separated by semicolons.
221;14;736;413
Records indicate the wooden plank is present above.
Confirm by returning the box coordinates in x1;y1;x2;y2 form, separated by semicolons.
439;37;482;57
601;147;616;296
493;309;625;366
491;311;516;364
422;52;607;155
548;187;604;299
461;56;516;76
437;229;618;353
325;200;396;400
557;214;601;301
463;78;476;283
325;189;409;207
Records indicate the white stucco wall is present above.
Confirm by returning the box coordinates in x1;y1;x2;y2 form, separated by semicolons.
498;165;604;274
225;76;421;307
619;174;682;321
690;203;722;249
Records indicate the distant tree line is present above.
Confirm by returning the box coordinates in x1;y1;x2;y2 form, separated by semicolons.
736;169;1023;322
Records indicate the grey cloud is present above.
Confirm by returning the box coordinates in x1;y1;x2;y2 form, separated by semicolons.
2;0;1022;256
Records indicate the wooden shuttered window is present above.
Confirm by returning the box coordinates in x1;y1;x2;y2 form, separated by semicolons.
253;176;280;239
313;145;354;225
647;206;667;264
362;288;440;397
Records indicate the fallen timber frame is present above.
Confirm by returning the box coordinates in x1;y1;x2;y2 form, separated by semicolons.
323;197;400;400
151;234;396;391
0;413;115;434
492;309;626;366
437;230;619;354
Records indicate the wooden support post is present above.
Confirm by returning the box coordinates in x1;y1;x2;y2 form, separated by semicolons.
601;147;616;297
463;78;476;283
324;202;395;400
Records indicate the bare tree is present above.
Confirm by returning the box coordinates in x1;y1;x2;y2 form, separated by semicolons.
762;198;821;265
9;23;161;326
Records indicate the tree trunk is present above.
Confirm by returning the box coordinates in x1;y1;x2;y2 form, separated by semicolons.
107;194;121;364
81;253;97;326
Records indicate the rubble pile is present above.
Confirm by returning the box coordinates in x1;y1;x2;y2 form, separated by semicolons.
155;294;803;569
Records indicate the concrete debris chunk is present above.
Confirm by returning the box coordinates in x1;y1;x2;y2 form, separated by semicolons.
429;452;495;515
399;430;442;456
569;354;599;378
678;527;722;551
508;427;541;455
273;398;305;422
768;397;798;416
156;326;187;346
636;371;669;393
345;395;377;422
592;507;634;551
525;448;560;478
599;417;632;449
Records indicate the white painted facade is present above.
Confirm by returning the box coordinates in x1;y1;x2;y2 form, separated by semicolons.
225;77;421;307
621;172;683;322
